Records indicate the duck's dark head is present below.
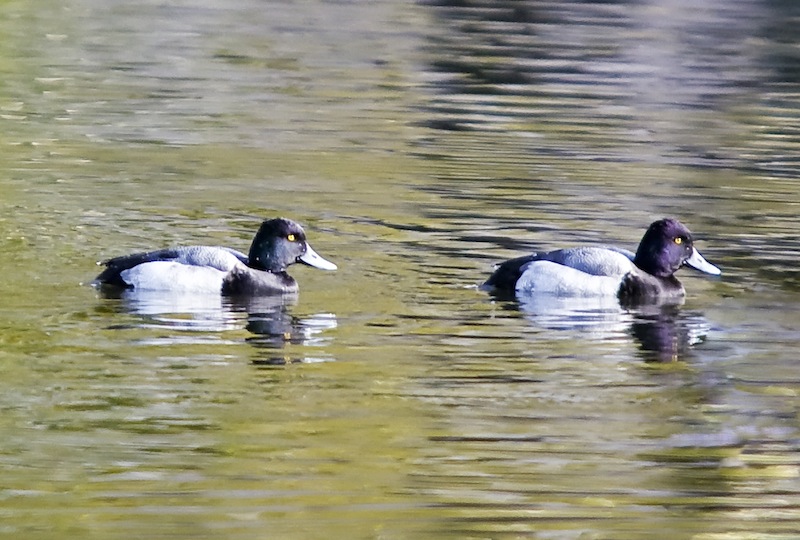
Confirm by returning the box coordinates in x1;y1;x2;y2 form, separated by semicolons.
248;218;337;273
633;218;720;278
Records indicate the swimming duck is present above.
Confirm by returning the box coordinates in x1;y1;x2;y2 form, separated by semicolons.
94;217;336;295
482;218;720;302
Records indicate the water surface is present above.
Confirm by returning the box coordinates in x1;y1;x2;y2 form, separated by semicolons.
1;0;799;538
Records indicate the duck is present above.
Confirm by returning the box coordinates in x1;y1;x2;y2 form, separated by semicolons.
93;217;336;295
482;218;720;303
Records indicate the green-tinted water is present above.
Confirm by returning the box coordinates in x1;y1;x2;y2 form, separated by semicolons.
1;0;799;538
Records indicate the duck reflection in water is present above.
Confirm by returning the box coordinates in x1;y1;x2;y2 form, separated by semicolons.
629;303;711;363
96;288;337;364
243;295;337;365
505;295;712;363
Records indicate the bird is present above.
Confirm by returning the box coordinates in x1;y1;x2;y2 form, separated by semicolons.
482;218;720;303
93;217;336;295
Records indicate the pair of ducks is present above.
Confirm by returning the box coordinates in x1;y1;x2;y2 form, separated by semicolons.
94;217;721;302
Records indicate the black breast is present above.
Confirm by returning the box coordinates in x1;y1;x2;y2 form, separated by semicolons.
221;266;297;295
617;272;684;305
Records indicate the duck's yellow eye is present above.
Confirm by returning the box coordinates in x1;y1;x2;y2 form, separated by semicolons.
674;237;683;245
287;234;296;242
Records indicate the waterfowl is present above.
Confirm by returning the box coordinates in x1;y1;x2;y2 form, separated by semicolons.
482;218;720;302
94;218;336;295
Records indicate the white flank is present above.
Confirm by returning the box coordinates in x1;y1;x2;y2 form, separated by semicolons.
121;261;227;293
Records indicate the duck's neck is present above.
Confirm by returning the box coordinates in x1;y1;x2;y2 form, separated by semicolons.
246;251;286;273
633;250;676;278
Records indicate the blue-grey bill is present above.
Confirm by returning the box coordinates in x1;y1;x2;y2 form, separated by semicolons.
299;243;337;270
685;247;721;275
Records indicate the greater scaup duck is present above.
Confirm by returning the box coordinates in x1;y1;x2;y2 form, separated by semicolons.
94;218;336;295
482;218;720;302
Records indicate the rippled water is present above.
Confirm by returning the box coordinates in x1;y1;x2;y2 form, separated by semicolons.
1;0;799;538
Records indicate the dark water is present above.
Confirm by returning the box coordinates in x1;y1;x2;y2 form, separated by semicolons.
0;0;799;538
